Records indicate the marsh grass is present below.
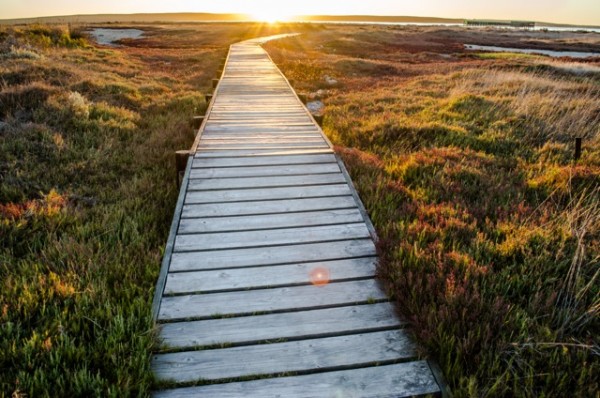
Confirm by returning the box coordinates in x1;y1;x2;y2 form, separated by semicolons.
0;22;313;396
266;27;600;397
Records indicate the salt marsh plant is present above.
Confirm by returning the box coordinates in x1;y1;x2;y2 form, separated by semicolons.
266;26;599;397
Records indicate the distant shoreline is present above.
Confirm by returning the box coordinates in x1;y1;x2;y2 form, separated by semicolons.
0;13;598;30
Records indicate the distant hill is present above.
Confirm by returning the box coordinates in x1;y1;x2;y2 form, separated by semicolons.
0;13;247;25
0;12;463;25
2;13;595;28
292;15;462;24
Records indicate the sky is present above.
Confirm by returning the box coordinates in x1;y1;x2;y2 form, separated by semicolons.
1;0;599;26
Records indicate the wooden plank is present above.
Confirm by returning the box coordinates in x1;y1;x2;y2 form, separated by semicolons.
197;143;329;150
158;302;399;348
201;133;323;140
194;148;333;158
201;128;320;134
169;239;377;272
190;163;340;179
178;208;364;233
152;330;415;382
185;184;351;204
202;122;316;127
164;257;377;294
199;140;327;148
153;361;439;398
157;279;387;321
192;153;335;168
174;224;370;252
181;196;356;218
188;173;344;190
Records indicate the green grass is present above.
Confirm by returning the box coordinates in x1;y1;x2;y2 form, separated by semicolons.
265;27;600;397
1;22;598;397
0;22;316;396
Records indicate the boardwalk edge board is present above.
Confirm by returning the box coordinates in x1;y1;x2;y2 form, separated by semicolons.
152;34;442;397
151;157;193;320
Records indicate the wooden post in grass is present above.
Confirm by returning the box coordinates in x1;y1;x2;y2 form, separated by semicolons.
298;94;307;104
314;114;324;126
205;94;213;103
175;150;192;188
192;116;204;130
288;79;295;85
212;78;220;88
574;137;582;160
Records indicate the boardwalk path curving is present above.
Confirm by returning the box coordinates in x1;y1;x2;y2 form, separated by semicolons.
151;35;442;397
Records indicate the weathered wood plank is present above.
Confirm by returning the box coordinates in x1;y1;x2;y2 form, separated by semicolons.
201;133;323;140
164;257;377;294
194;148;333;158
158;302;399;348
187;173;344;190
153;361;439;398
152;330;415;382
184;184;351;204
199;140;327;148
158;279;387;321
169;239;377;272
178;208;364;233
190;163;341;179
203;125;317;132
181;196;356;218
197;143;330;150
192;153;336;168
174;223;370;252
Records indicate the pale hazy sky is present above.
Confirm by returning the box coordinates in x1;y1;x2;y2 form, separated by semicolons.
1;0;599;25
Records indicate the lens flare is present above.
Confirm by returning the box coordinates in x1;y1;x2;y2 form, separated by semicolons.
309;266;330;287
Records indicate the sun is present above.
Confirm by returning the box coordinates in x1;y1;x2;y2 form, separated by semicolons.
250;10;289;23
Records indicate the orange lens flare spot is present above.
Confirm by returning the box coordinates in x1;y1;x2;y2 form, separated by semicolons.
309;267;330;287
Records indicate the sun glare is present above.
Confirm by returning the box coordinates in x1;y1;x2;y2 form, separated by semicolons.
250;10;289;23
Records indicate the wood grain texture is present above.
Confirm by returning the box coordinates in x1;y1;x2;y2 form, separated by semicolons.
189;163;340;179
158;302;401;348
169;239;377;272
153;361;439;398
184;184;351;204
152;330;416;382
192;153;335;168
187;173;345;190
173;224;370;252
182;196;356;218
194;148;333;158
178;208;365;233
158;279;387;321
164;257;377;294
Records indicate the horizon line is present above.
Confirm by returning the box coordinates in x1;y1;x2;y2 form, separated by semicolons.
1;12;599;28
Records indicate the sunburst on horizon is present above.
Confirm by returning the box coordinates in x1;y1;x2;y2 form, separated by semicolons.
249;10;291;23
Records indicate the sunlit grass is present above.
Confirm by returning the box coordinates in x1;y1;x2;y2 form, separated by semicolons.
0;22;315;396
266;27;600;397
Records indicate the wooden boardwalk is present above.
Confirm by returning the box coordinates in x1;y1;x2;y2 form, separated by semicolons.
151;35;442;397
